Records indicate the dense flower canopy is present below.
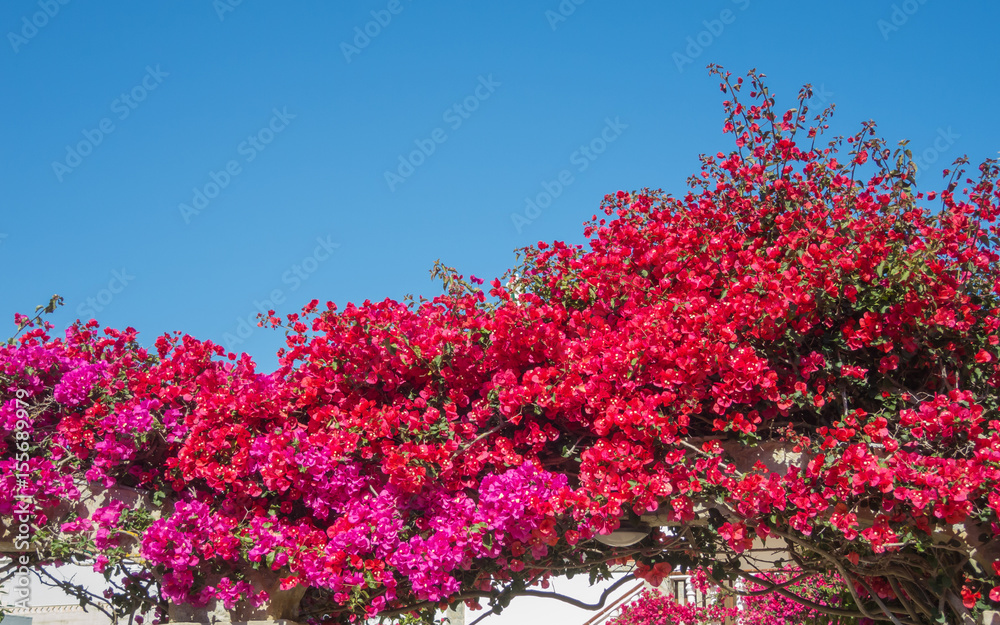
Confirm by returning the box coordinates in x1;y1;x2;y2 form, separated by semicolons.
2;68;1000;624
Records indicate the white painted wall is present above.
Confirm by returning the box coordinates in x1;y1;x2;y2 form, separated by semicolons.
3;561;638;625
466;572;638;625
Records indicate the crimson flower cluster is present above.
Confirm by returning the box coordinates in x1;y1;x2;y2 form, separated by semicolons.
610;568;846;625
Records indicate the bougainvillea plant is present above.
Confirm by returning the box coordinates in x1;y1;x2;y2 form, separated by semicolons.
2;66;1000;624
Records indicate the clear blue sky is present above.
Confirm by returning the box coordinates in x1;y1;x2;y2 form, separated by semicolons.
3;1;998;372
